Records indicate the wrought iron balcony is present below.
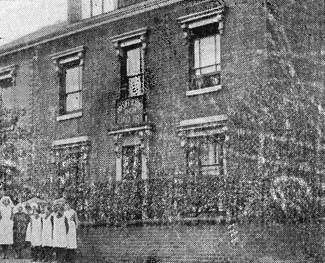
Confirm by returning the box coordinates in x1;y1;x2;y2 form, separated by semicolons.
115;94;146;127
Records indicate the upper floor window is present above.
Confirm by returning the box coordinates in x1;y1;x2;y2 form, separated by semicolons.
111;27;147;99
61;62;82;113
0;65;16;110
178;6;224;96
51;46;85;120
192;24;221;91
121;44;144;98
81;0;118;18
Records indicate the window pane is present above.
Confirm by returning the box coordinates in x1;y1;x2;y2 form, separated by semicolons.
127;47;141;76
0;86;12;109
128;76;143;97
208;143;216;165
122;145;142;180
200;65;216;75
65;67;80;93
194;39;200;69
215;34;221;65
81;0;91;18
103;0;118;12
200;36;216;68
92;0;103;16
200;141;210;166
66;92;81;112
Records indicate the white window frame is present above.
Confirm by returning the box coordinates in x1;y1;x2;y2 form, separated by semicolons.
81;0;119;19
186;135;225;176
0;65;17;110
178;6;224;96
178;114;228;176
50;46;85;121
111;28;147;99
108;125;152;181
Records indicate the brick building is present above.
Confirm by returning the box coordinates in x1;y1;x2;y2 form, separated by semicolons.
0;0;244;193
0;0;324;261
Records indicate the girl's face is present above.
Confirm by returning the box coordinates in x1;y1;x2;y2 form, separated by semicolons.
57;207;64;217
45;207;51;216
2;199;9;206
64;204;70;211
53;205;59;213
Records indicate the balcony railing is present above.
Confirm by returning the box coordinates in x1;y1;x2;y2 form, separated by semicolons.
115;94;146;127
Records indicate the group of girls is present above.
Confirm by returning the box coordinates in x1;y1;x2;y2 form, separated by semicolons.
0;195;78;263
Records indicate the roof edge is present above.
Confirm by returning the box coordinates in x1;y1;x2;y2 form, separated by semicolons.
0;0;185;58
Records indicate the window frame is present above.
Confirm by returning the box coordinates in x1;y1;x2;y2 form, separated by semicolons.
50;46;85;121
186;135;225;176
121;144;142;180
178;6;224;96
121;44;144;98
60;61;83;114
178;114;228;177
190;26;221;92
51;136;90;205
81;0;119;19
0;65;17;111
111;27;148;99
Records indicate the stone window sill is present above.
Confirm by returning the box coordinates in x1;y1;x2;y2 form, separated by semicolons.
186;85;222;97
56;111;82;121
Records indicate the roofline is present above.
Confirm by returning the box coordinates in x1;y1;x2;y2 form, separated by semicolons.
0;0;185;58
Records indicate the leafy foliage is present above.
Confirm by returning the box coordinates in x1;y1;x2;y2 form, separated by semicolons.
64;170;321;225
0;104;33;199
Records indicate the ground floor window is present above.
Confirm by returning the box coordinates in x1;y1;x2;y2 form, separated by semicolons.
51;140;90;202
122;144;142;180
186;135;225;176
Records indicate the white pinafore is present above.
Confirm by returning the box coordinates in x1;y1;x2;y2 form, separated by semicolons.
25;222;31;242
42;214;53;247
0;206;14;244
52;214;67;248
65;209;77;249
30;215;42;247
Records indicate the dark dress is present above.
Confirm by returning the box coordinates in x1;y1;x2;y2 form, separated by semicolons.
13;212;30;252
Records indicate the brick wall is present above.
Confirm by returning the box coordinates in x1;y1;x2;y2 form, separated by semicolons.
77;221;325;263
1;0;267;184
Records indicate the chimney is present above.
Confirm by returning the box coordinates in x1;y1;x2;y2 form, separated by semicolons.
67;0;82;23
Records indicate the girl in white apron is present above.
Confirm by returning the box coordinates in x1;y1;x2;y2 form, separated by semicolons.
64;203;78;262
0;196;14;259
52;204;69;263
41;205;53;262
30;203;42;262
25;203;33;244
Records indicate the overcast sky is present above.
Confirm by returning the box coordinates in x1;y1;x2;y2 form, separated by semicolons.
0;0;67;45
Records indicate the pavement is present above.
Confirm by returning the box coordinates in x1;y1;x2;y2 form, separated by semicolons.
0;260;58;263
0;260;31;263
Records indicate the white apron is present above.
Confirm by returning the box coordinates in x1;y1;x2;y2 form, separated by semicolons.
65;210;77;249
25;222;31;242
30;215;42;247
0;206;13;244
52;215;67;248
42;214;53;247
